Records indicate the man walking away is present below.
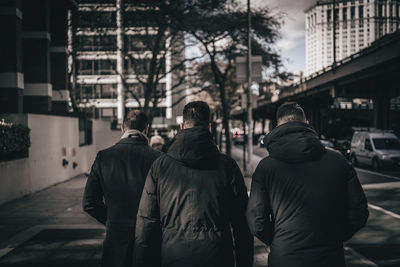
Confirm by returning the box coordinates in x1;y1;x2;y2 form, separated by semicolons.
134;101;253;267
247;102;369;267
83;110;161;267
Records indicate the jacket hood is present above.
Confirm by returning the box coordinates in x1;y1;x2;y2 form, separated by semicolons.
167;126;220;169
264;121;325;163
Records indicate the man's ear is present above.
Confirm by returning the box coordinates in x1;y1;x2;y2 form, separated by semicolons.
306;119;309;124
180;123;185;130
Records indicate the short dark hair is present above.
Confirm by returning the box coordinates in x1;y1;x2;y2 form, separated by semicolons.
123;110;148;131
276;102;306;124
183;101;210;127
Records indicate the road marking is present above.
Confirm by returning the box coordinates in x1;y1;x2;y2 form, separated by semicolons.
355;168;400;181
368;203;400;219
344;247;378;267
363;182;400;190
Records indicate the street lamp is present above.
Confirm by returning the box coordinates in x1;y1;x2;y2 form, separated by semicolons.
247;0;253;173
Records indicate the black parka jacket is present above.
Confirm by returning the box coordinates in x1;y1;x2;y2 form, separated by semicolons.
246;121;369;267
134;126;253;267
83;133;160;267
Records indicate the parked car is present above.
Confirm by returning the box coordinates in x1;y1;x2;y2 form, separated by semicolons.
320;139;335;150
334;139;351;160
320;139;342;154
232;131;245;145
350;131;400;170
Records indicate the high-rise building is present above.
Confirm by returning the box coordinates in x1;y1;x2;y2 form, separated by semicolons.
72;0;187;129
0;0;75;114
305;0;400;76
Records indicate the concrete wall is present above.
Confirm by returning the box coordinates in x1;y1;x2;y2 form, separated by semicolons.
0;114;121;205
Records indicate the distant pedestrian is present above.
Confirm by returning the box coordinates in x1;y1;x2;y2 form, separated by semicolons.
82;110;161;267
246;102;369;267
134;101;253;267
149;135;165;152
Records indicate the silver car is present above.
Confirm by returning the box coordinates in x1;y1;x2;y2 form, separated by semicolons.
350;131;400;170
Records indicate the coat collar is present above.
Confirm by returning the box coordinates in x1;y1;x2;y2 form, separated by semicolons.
117;129;149;146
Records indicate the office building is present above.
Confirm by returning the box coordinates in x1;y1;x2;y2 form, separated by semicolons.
306;0;400;76
72;0;187;128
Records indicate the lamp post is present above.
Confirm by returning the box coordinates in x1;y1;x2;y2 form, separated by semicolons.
247;0;253;171
333;0;337;69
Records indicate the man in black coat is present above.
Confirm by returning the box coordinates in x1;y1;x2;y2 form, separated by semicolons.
83;110;161;267
134;101;253;267
246;102;369;267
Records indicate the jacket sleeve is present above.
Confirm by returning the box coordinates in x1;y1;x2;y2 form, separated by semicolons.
246;161;274;246
82;153;107;225
134;165;162;267
229;159;254;267
343;166;369;241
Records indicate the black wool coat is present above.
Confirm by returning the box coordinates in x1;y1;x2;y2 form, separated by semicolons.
246;121;369;267
134;126;253;267
83;133;161;267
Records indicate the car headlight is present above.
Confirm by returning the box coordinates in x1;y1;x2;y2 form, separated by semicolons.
381;154;389;160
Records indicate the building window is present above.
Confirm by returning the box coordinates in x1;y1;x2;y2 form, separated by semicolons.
125;35;166;52
125;83;166;99
351;6;355;19
359;5;363;18
79;84;94;100
124;58;165;75
78;35;117;51
78;11;116;28
125;10;160;27
99;84;117;98
126;83;145;98
343;7;347;20
77;60;117;75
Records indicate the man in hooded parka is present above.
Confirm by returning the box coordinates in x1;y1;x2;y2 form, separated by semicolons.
134;101;253;267
247;102;369;267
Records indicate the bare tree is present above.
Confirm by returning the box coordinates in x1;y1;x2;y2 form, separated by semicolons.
177;1;283;155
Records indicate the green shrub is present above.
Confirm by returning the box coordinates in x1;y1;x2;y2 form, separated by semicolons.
0;120;31;161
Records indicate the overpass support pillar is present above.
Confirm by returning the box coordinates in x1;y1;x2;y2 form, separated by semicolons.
373;94;390;130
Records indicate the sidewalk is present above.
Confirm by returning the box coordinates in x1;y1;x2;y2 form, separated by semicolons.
0;175;104;267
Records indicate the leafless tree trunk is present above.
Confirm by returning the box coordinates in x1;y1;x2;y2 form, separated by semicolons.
116;0;125;125
67;9;78;112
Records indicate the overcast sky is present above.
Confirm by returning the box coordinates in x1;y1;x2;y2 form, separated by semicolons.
253;0;315;74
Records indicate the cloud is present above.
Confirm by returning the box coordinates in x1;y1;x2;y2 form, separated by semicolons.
251;0;315;70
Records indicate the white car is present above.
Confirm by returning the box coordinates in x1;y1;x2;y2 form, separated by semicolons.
350;131;400;170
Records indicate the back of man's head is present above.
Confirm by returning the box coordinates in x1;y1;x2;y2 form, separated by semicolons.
276;102;306;126
123;110;148;131
182;101;210;128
